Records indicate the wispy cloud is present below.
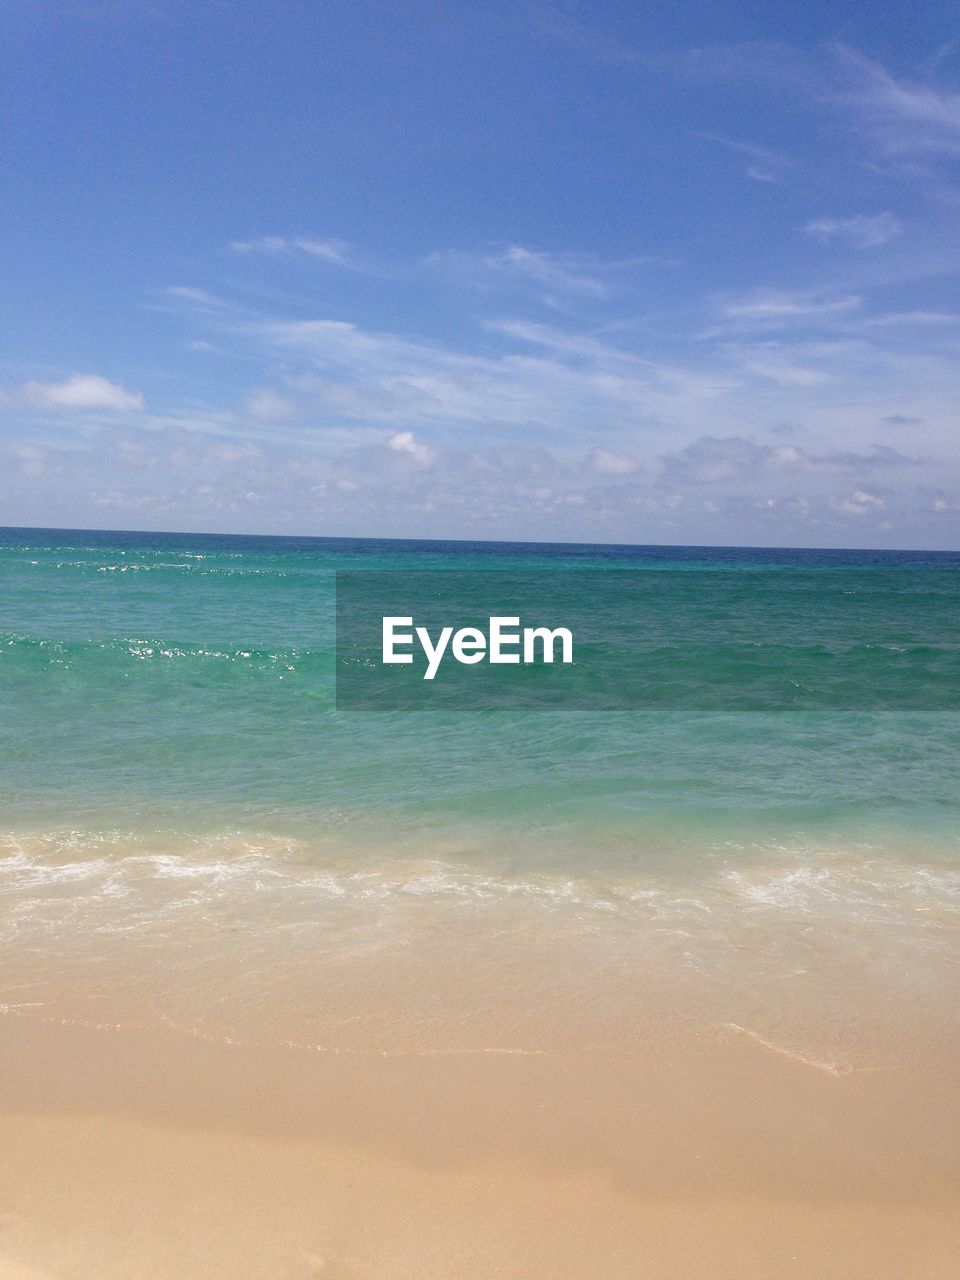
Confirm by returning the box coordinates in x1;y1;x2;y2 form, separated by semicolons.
157;286;242;316
426;243;666;302
149;255;957;464
230;236;379;273
717;290;863;328
476;244;609;296
234;308;751;439
694;132;795;183
835;46;960;157
549;27;960;174
804;213;902;249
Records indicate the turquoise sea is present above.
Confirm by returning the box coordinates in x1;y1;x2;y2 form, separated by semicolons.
1;527;959;1068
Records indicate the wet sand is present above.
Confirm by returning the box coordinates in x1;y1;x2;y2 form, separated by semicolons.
1;1014;959;1278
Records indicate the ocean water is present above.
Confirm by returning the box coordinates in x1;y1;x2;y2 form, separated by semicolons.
1;527;959;1068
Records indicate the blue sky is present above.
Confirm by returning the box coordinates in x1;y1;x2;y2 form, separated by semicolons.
2;0;959;546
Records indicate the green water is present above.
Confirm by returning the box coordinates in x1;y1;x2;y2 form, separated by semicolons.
2;527;960;857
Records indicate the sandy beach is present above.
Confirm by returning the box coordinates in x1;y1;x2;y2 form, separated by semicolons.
2;1012;959;1279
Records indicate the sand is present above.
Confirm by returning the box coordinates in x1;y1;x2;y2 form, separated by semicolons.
1;1014;959;1279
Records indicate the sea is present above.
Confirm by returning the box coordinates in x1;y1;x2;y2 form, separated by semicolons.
1;527;958;1072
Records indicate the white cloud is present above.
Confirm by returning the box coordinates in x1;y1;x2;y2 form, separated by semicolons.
248;311;741;435
829;488;886;516
804;213;902;248
721;290;862;324
17;374;144;412
387;430;436;466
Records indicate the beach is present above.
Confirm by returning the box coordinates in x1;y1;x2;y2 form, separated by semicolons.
2;1015;960;1278
2;529;960;1275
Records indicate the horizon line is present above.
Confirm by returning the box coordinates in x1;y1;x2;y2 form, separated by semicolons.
0;523;957;557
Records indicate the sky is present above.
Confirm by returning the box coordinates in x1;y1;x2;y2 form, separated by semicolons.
2;0;959;547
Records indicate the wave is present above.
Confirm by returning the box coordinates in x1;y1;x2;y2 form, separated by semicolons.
0;633;335;681
2;828;958;1069
2;826;958;923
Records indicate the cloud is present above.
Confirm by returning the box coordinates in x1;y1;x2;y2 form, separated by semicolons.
836;47;960;157
804;213;902;248
241;309;749;438
720;290;862;325
862;311;960;329
230;236;375;273
426;244;664;300
661;436;771;483
245;388;300;421
387;430;436;466
587;447;641;476
539;30;960;174
161;287;234;312
746;166;782;184
150;279;957;494
725;344;829;387
484;245;608;296
829;488;886;516
120;230;960;547
13;374;144;412
0;413;947;548
694;132;795;183
661;436;916;484
567;35;960;191
681;44;960;164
